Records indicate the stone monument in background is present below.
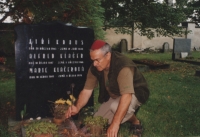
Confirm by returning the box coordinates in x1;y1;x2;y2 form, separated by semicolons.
15;22;94;120
172;38;191;60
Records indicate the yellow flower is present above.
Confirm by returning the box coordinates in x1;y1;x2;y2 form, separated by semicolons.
70;95;76;102
55;98;66;104
66;99;72;106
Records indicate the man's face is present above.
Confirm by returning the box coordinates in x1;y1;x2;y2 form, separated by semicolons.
90;49;110;71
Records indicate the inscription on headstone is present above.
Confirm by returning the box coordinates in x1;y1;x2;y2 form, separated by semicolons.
172;38;191;60
15;22;94;120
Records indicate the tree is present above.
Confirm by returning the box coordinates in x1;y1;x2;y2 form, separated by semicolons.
187;0;200;25
101;0;190;39
0;0;105;39
0;0;105;54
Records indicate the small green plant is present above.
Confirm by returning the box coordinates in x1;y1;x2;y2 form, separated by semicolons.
20;104;27;120
80;106;94;117
24;120;58;137
84;116;108;129
78;106;95;127
83;116;108;136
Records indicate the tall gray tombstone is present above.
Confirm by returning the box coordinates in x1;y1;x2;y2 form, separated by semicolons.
15;22;94;120
172;38;191;60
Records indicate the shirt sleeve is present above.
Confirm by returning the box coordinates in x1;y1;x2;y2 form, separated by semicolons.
83;67;98;90
117;67;135;94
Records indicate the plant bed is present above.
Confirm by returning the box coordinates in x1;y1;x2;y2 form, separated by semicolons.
174;58;200;65
22;119;58;137
12;117;107;137
133;59;170;69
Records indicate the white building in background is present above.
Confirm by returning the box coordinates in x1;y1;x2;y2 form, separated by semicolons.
105;22;200;51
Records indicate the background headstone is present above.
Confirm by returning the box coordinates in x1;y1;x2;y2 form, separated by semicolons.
162;42;169;53
15;22;94;120
172;38;191;60
120;39;128;53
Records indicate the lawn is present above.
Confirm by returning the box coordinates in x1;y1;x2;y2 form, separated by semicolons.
0;51;200;137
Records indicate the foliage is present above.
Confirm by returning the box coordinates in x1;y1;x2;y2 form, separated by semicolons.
20;104;27;120
80;106;94;117
83;116;108;136
84;116;108;129
102;0;190;39
24;120;58;137
0;0;105;55
0;69;15;126
0;31;15;55
0;0;105;39
187;0;200;24
111;43;121;52
0;124;17;137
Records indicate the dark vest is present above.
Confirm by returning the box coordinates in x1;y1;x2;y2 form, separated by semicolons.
90;51;149;104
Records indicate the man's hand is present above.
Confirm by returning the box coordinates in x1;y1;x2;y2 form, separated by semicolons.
106;93;132;137
65;105;79;118
107;122;120;137
65;89;93;118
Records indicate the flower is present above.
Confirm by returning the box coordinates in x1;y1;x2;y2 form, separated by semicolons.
55;98;67;104
70;95;76;102
66;99;72;106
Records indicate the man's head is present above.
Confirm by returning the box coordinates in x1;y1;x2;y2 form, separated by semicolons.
90;40;112;71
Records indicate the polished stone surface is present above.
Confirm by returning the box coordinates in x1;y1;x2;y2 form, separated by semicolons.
15;22;94;120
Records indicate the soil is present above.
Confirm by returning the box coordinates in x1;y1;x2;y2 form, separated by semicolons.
133;59;170;69
174;58;200;65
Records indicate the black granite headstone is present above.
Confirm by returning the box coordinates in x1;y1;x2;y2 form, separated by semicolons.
172;38;191;60
15;22;94;120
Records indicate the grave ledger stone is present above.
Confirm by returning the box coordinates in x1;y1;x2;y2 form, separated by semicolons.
15;22;94;120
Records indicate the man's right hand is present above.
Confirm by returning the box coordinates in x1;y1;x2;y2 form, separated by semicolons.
65;89;93;118
65;105;79;118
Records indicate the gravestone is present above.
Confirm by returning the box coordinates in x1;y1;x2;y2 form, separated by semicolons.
120;39;128;53
162;42;169;53
172;38;191;60
15;22;94;120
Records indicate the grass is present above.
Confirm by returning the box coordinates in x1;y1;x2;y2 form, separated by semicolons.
0;124;18;137
140;71;200;136
124;51;200;137
1;51;200;137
